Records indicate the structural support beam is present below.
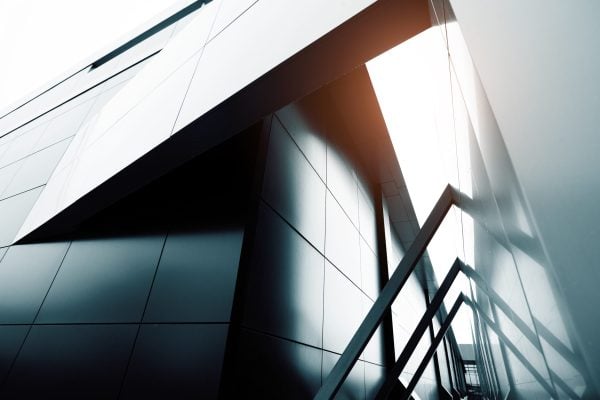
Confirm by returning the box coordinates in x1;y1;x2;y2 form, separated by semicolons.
465;298;558;398
463;264;587;379
400;294;466;400
315;185;456;399
376;258;463;399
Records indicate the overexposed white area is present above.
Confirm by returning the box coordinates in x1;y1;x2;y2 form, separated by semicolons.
0;0;180;112
367;28;474;344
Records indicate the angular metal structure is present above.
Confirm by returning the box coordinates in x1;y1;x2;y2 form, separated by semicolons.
0;0;598;398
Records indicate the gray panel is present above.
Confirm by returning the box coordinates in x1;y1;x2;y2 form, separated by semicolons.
364;362;386;400
0;160;23;199
391;272;427;352
121;324;228;399
2;138;71;198
0;122;48;168
322;350;366;400
0;142;9;165
326;191;361;286
231;328;322;399
37;236;165;323
0;242;69;324
360;237;380;301
243;204;324;348
34;99;94;151
323;261;365;355
275;102;327;180
361;294;385;366
144;229;243;323
358;183;377;253
3;324;137;399
436;320;452;391
262;116;326;251
0;326;29;384
327;145;359;226
0;187;42;247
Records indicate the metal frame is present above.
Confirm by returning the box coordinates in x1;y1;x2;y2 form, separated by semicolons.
401;294;466;400
318;181;581;399
465;298;558;398
315;184;456;399
375;258;463;399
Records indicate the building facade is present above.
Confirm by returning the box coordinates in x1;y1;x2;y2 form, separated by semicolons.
0;0;598;399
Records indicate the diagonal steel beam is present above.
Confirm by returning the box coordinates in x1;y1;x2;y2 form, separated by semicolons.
315;184;456;399
465;297;558;398
375;258;463;399
401;294;466;400
463;264;588;380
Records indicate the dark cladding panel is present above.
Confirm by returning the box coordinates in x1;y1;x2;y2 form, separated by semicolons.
243;204;324;348
231;328;322;399
37;236;165;323
262;116;326;252
322;350;366;400
0;242;69;324
325;191;361;286
144;229;243;323
121;323;228;400
3;324;137;399
0;326;29;384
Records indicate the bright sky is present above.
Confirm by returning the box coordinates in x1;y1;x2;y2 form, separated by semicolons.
367;28;475;344
0;0;180;112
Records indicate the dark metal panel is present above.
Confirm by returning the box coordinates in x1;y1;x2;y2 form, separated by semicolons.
0;326;28;384
37;236;165;323
120;323;228;399
3;324;138;399
229;328;322;399
0;242;69;324
262;116;326;252
242;204;324;348
144;230;243;323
